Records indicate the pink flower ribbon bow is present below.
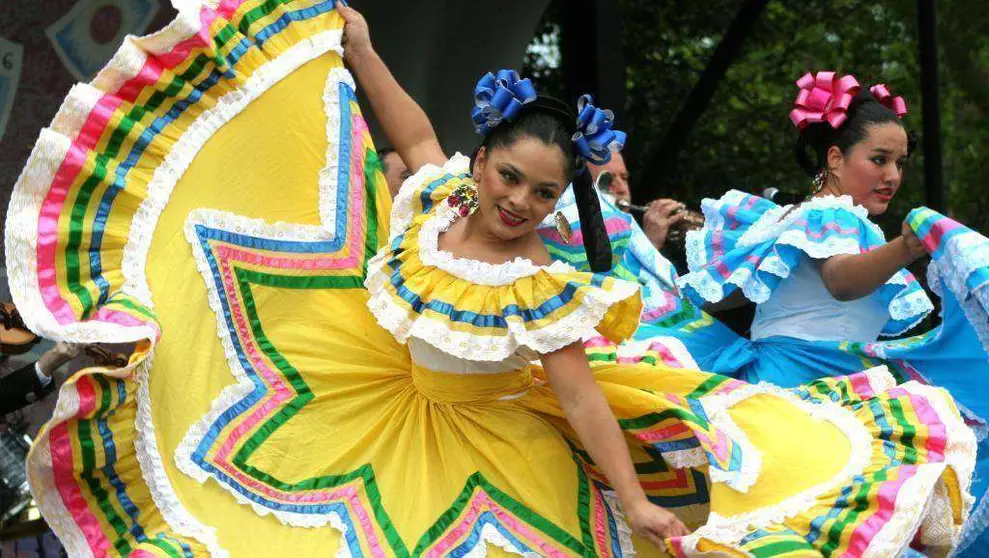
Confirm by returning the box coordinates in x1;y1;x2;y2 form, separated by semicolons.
869;84;908;118
790;71;862;129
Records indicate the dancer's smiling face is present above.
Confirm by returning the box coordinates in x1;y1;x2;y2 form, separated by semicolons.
472;137;568;242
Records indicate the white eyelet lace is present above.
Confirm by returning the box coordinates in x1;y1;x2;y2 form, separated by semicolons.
365;159;643;362
678;366;977;555
680;191;934;333
388;152;471;242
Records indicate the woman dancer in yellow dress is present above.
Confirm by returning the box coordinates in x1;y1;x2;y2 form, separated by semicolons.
6;1;976;555
334;4;975;555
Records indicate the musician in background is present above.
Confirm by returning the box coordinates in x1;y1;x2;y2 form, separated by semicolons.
586;151;693;253
1;301;129;417
586;153;755;335
588;150;632;203
0;342;83;416
377;147;412;198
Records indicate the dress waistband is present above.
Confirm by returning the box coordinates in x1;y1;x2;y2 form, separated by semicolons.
410;364;535;405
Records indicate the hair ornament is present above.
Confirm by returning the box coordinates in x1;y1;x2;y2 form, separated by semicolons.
573;94;627;164
869;84;908;118
790;71;861;130
471;70;538;135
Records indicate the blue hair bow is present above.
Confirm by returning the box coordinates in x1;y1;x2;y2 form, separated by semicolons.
471;69;538;135
573;94;627;164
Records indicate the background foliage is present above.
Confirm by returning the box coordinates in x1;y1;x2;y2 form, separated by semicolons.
524;0;989;234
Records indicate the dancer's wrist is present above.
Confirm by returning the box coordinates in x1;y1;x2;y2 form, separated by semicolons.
344;42;375;63
618;486;649;513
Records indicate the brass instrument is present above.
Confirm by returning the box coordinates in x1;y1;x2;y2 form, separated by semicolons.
595;172;704;246
666;207;703;246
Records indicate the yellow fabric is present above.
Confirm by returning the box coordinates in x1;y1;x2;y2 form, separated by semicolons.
144;52;399;555
139;131;966;554
411;364;536;404
708;393;850;515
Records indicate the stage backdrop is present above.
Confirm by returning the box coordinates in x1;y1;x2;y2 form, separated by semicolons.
0;0;549;258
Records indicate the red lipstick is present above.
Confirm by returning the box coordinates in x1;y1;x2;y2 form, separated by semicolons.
497;206;526;227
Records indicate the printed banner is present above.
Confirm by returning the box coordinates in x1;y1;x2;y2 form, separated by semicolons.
46;0;159;81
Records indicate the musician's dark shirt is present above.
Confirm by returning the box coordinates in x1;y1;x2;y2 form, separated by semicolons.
0;362;54;416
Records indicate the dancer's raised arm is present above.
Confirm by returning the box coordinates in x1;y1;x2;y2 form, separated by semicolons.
336;2;445;172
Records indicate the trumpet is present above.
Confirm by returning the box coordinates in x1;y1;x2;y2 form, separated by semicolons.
595;172;705;238
614;198;650;214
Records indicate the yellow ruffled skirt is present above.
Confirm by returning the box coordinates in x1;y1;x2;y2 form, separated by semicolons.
6;1;974;555
309;357;970;557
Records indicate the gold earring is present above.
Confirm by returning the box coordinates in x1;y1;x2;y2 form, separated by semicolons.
811;169;828;194
554;211;573;244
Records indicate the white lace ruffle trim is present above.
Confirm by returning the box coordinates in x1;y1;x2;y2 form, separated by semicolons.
12;19;348;557
420;204;577;286
388;152;471;242
673;366;977;556
601;490;637;558
926;229;989;354
366;198;642;361
134;354;228;556
365;253;641;362
679;191;933;333
3;124;159;344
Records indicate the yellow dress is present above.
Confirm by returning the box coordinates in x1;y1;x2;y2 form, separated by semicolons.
347;154;977;556
4;2;975;555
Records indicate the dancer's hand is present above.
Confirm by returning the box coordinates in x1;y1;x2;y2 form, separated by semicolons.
336;2;371;59
899;221;926;262
626;499;690;548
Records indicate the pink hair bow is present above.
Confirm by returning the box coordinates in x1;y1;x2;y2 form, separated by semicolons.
870;84;908;118
790;71;861;129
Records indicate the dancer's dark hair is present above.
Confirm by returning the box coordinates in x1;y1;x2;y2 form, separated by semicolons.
472;95;613;272
795;90;915;176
